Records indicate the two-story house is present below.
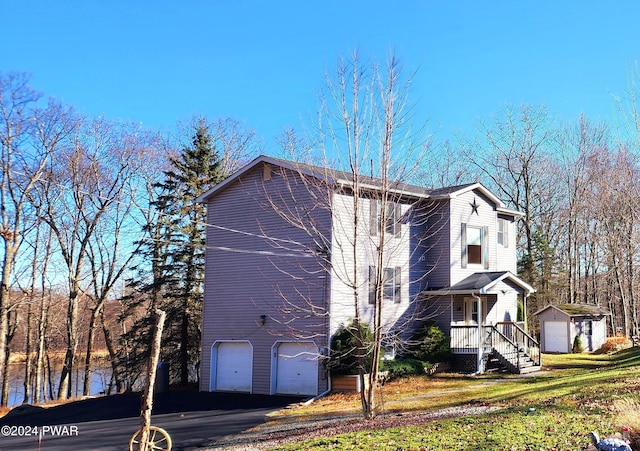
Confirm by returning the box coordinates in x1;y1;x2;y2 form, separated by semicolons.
196;155;538;397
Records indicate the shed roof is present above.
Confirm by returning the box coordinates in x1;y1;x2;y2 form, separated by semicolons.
534;303;611;317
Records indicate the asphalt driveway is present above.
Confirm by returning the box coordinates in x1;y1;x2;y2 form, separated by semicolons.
0;391;304;450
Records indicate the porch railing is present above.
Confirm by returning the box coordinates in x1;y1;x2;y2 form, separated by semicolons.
450;322;541;369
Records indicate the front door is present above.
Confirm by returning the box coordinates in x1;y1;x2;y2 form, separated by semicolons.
463;297;487;324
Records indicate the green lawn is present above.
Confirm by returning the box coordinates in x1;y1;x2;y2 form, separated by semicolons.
272;349;640;450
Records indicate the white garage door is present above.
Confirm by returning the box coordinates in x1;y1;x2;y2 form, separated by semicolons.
214;341;252;392
544;321;569;353
275;342;318;396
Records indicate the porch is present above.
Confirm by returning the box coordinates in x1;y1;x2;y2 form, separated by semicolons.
450;322;541;374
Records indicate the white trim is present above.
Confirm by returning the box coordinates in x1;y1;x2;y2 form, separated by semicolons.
210;340;253;393
270;340;319;396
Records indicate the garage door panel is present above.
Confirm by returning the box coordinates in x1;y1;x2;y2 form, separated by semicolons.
275;342;318;395
544;321;568;353
215;342;252;392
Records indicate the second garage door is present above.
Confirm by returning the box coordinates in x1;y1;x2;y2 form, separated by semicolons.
544;321;569;353
214;341;252;392
275;342;318;396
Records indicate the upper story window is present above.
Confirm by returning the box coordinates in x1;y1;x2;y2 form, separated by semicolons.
461;223;488;269
497;218;509;247
369;199;401;237
466;226;482;264
368;266;401;304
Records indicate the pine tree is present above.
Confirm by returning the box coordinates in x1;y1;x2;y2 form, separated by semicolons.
157;119;225;385
122;119;225;387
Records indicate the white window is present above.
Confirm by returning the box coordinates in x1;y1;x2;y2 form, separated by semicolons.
382;331;398;360
466;226;482;265
369;199;401;237
461;224;488;268
497;218;509;247
369;266;401;304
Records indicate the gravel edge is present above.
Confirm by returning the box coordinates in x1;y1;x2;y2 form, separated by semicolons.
204;405;503;450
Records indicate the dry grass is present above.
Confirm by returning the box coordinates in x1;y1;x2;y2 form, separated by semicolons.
613;398;640;448
8;349;111;364
0;395;90;419
598;336;633;354
280;373;480;418
272;349;640;450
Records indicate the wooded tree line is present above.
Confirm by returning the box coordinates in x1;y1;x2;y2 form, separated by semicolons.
0;71;258;405
458;105;640;339
2;54;640;409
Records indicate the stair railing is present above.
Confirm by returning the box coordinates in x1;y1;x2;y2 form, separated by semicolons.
494;322;541;367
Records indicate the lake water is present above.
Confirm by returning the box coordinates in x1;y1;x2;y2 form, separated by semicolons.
6;362;112;406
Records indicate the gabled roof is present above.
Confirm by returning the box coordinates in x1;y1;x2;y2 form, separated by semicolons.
428;182;523;217
533;304;611;317
423;271;535;296
196;155;521;219
196;155;432;203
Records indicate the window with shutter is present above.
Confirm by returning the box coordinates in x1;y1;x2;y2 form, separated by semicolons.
462;224;487;267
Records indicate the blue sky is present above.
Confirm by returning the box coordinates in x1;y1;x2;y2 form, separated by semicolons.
2;1;640;148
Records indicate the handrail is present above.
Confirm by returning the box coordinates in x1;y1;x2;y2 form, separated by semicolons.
494;322;541;367
450;322;541;369
496;322;539;346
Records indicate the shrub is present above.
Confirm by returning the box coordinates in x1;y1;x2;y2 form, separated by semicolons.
598;336;632;354
572;334;584;353
380;358;430;380
328;321;374;376
517;300;525;322
406;321;449;363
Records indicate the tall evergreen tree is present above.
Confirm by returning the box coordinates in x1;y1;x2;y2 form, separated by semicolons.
156;119;225;385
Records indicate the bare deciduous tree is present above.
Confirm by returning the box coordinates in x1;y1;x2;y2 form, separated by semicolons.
0;71;74;405
265;52;436;418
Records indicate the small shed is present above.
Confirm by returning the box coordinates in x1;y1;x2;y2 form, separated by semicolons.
534;304;610;353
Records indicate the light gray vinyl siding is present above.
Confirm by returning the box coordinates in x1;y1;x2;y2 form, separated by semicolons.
200;165;331;395
328;192;416;338
496;213;517;273
450;190;498;285
424;295;453;336
420;200;451;289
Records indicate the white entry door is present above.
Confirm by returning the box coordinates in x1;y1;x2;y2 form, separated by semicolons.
275;342;318;396
544;321;569;353
214;341;252;392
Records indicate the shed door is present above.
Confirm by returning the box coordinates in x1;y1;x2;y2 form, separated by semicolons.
214;342;252;392
275;342;318;395
544;321;569;353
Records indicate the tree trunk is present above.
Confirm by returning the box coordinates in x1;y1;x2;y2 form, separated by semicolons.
1;344;9;406
58;291;79;399
100;307;123;393
23;304;33;404
138;309;166;451
0;270;11;406
83;305;101;396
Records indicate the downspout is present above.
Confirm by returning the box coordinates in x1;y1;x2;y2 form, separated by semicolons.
471;292;484;375
303;378;331;405
523;292;529;333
